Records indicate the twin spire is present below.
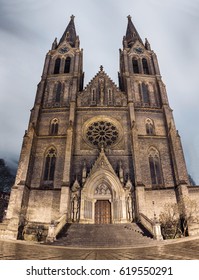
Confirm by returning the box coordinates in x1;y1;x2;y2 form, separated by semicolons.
53;15;148;50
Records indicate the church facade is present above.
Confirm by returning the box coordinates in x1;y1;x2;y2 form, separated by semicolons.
2;15;199;240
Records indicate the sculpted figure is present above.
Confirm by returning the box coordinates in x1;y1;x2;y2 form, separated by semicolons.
72;194;80;222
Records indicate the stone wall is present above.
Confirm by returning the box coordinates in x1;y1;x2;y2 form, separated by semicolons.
26;189;61;223
142;188;177;219
188;186;199;217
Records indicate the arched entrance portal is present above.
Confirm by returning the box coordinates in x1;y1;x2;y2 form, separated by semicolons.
94;183;112;224
80;173;129;224
79;148;130;224
95;200;111;224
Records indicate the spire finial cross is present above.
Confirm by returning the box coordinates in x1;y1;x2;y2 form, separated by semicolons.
127;15;132;20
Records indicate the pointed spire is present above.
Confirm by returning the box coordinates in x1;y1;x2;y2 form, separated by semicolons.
145;38;151;51
124;15;143;48
58;15;77;47
51;37;57;50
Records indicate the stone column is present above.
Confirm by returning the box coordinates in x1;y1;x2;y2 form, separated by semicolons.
127;83;145;220
60;124;73;216
5;185;30;240
135;185;145;221
60;81;76;216
59;186;70;216
46;223;56;242
41;52;51;78
151;51;161;75
153;221;163;240
5;124;34;239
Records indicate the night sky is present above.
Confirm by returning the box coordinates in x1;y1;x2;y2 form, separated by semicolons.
0;0;199;183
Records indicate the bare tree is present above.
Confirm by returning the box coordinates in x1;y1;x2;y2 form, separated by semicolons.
178;196;199;236
159;197;199;239
159;203;181;239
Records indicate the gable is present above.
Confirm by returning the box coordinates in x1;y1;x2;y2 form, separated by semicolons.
50;42;75;58
88;148;117;177
77;67;127;107
82;148;125;196
129;40;146;56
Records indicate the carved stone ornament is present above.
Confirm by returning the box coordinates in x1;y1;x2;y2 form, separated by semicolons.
94;183;111;195
71;178;81;192
85;120;119;148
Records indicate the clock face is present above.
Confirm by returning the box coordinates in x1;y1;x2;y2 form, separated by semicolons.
58;47;69;54
134;47;144;54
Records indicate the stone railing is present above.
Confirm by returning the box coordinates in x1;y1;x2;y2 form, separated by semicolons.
139;213;163;240
0;223;7;239
46;212;68;242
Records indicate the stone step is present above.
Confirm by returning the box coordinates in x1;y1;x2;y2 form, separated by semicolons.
49;223;158;248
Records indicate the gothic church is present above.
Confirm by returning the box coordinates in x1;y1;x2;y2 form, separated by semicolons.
2;15;199;241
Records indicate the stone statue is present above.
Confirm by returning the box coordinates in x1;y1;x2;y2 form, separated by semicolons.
127;194;133;222
72;194;80;222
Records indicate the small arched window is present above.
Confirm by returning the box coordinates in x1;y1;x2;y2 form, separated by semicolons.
54;82;62;103
108;89;113;104
146;118;155;135
141;83;150;105
132;58;139;74
54;58;61;74
91;88;96;104
50;119;59;135
148;147;163;187
142;58;150;74
43;148;56;181
64;57;71;73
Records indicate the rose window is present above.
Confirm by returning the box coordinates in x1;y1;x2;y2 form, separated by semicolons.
86;121;119;148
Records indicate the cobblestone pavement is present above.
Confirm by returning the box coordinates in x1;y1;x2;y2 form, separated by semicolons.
1;237;199;260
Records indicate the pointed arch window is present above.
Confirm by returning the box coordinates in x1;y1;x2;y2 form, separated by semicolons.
50;118;59;135
54;82;62;103
140;83;150;105
142;58;150;74
64;57;71;73
132;58;139;74
43;148;56;181
146;118;155;135
108;89;113;104
54;58;61;74
148;148;163;187
91;88;96;105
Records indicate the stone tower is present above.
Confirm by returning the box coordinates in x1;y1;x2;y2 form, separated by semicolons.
3;15;192;241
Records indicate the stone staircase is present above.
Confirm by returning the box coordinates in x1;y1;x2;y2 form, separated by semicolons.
48;223;159;248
